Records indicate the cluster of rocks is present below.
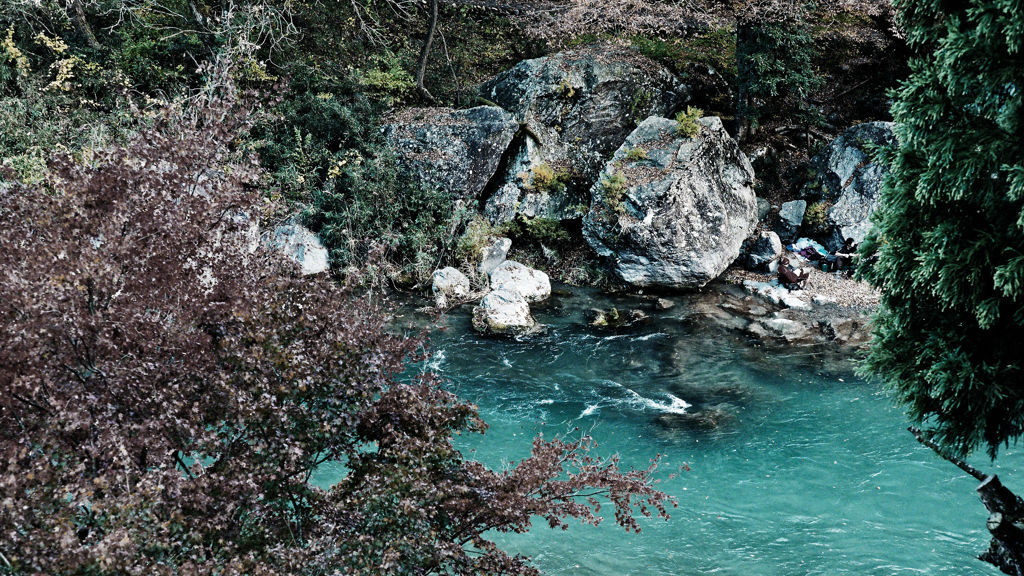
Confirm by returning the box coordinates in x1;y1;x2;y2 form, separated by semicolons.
386;43;771;292
431;237;552;336
774;121;895;250
730;121;893;280
381;43;890;344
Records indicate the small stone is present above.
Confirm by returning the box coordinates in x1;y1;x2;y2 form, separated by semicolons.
588;308;648;328
432;267;470;308
756;197;771;222
654;298;675;310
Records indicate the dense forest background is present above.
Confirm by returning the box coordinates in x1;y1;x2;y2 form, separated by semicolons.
0;0;908;283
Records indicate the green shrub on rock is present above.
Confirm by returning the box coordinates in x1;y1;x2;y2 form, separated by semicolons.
675;106;704;138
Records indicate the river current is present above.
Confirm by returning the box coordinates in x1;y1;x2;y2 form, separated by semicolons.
385;287;1022;575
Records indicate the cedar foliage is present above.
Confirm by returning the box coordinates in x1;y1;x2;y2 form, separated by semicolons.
0;92;672;574
862;0;1024;460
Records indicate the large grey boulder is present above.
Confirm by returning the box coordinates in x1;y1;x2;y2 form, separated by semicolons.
774;200;806;244
383;106;518;200
431;267;470;308
481;44;689;220
483;183;520;225
582;116;757;289
741;230;783;271
265;224;329;275
472;289;537;336
803;121;896;250
489;260;551;303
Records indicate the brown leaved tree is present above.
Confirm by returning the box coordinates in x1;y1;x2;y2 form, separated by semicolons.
0;86;672;574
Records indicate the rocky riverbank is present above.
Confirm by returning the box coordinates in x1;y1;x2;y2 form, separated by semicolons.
374;41;891;349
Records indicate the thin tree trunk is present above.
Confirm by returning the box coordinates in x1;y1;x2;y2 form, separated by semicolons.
735;22;752;142
188;0;206;27
415;0;439;105
69;0;100;50
910;428;1024;575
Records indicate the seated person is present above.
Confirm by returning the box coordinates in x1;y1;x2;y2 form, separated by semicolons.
778;257;809;289
834;237;859;269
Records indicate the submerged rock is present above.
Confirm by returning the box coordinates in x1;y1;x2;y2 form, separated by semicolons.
654;297;675;311
489;260;551;303
582;115;757;289
432;267;470;308
471;289;537;336
656;405;735;432
264;224;329;275
803;121;896;250
481;44;689;220
587;307;648;329
384;106;518;201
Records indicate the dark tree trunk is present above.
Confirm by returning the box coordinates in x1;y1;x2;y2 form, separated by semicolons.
415;0;439;104
735;22;753;142
69;0;100;50
910;428;1024;576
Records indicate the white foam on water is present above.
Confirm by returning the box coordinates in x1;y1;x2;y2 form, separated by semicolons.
599;380;692;415
426;350;446;371
579;404;601;417
625;390;691;414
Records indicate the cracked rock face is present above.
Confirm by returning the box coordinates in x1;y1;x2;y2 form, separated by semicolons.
802;121;896;250
583;116;757;289
481;44;689;221
383;106;518;201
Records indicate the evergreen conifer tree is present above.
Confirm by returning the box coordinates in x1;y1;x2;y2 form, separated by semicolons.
863;4;1023;566
863;0;1024;459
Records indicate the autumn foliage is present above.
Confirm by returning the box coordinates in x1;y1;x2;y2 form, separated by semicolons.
0;90;671;574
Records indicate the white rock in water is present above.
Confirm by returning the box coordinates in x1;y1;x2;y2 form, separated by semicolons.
432;267;470;308
265;224;329;275
489;260;551;303
472;289;537;335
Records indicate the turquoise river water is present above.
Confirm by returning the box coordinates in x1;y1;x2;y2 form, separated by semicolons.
381;287;1024;575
